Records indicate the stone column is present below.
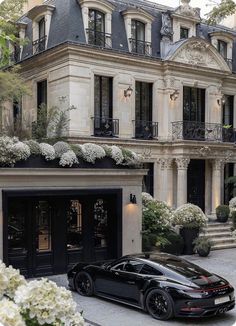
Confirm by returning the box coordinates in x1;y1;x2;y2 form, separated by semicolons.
176;157;190;207
211;160;224;213
158;158;173;206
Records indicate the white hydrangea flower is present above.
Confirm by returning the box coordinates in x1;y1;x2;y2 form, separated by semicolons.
40;143;56;161
12;142;31;162
173;203;208;228
14;278;84;326
0;136;20;166
59;150;79;167
81;143;106;163
142;192;154;203
0;298;26;326
53;141;71;158
229;197;236;216
24;140;41;156
111;145;124;165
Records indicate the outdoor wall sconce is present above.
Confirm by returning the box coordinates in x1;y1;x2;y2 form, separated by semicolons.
170;90;179;101
124;86;133;98
130;194;137;204
217;95;226;107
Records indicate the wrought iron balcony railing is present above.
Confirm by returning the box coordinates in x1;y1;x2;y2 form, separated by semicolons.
224;58;233;70
129;38;152;56
133;120;158;140
172;121;236;143
86;29;112;48
32;36;47;54
92;116;119;137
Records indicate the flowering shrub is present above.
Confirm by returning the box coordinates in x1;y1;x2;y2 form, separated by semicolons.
40;143;56;161
0;136;19;166
142;192;155;205
15;278;84;326
12;142;31;162
229;197;236;216
24;140;41;156
59;150;79;167
0;298;26;326
81;143;106;163
172;203;208;229
53;141;71;158
122;148;140;167
111;146;124;165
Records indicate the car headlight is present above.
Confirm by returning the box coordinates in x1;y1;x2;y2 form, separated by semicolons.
178;289;208;299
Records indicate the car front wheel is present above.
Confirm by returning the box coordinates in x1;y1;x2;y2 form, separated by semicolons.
145;288;174;320
75;271;94;296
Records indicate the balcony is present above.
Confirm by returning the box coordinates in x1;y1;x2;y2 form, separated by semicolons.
86;29;112;48
129;38;151;56
92;117;119;137
32;36;47;54
133;120;158;140
172;121;236;143
224;58;233;70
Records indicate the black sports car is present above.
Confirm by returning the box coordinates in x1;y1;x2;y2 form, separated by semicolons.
67;253;235;320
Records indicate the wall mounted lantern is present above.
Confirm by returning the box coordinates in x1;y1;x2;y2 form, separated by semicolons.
124;86;133;98
130;194;137;204
217;95;226;107
170;90;179;101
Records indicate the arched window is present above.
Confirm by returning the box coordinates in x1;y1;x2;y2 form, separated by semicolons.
88;9;105;46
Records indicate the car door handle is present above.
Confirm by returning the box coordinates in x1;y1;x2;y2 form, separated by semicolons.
114;272;119;276
127;281;135;285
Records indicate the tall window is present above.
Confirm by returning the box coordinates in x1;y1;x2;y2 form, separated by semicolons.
218;40;227;59
183;87;205;122
37;80;47;108
180;27;189;39
135;81;152;122
131;20;146;54
39;17;46;40
88;9;105;46
142;163;154;196
223;95;234;126
94;76;112;118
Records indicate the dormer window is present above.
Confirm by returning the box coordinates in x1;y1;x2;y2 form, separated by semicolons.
130;20;146;55
34;17;46;53
217;40;227;60
88;9;106;47
180;27;189;39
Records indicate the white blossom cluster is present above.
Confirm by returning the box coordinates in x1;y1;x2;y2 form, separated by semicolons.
24;140;41;155
229;197;236;216
40;143;56;161
110;145;124;165
142;192;155;204
80;143;106;163
53;141;71;158
59;150;79;167
0;136;30;166
173;203;208;229
14;278;84;326
0;298;26;326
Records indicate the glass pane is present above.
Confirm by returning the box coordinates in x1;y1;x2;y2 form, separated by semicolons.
94;199;108;248
136;21;145;41
39;18;45;39
67;200;83;250
8;201;27;254
218;40;227;59
36;201;52;252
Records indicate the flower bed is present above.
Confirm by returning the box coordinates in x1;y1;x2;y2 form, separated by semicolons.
0;136;140;169
0;261;84;326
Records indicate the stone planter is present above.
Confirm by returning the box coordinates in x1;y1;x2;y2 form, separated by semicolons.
180;227;199;255
14;156;60;168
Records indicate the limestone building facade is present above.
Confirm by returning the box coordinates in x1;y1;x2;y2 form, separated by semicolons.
9;0;236;214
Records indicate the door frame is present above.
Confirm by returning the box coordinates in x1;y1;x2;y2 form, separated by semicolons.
3;188;123;273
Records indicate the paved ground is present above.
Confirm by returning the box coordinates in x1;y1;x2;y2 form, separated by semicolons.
48;249;236;326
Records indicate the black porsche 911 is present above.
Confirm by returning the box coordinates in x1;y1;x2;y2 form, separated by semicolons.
67;253;235;320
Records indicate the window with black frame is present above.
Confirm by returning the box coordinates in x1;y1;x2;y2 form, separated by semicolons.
131;20;146;54
67;200;83;250
222;95;234;142
180;27;189;39
88;9;106;46
218;40;227;60
33;17;46;54
142;163;154;196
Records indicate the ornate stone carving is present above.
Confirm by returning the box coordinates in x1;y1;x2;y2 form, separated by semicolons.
212;159;225;171
141;147;152;159
161;12;173;40
176;157;190;169
224;151;233;163
174;0;200;19
197;146;211;157
158;158;173;170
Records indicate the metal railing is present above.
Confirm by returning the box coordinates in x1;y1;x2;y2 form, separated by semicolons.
129;38;152;56
133;120;158;139
172;121;236;143
224;58;233;70
92;116;119;137
86;29;112;48
32;36;47;54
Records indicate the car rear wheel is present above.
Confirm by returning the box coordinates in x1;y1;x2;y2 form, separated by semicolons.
146;289;174;320
75;271;94;296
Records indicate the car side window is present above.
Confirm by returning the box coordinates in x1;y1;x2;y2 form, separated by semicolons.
123;260;143;273
139;264;163;276
111;262;125;271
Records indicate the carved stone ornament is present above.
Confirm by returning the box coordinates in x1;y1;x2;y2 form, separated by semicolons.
212;159;225;171
141;147;152;159
158;158;173;170
174;0;200;19
178;41;209;65
175;157;190;169
161;12;173;39
197;146;211;157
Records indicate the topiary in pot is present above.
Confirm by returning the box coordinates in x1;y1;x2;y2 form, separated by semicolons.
193;236;212;257
161;231;184;255
216;205;230;223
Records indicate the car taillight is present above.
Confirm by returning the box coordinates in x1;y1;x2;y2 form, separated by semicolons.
181;307;203;312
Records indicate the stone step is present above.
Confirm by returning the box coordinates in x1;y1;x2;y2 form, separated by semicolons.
212;243;236;250
206;222;232;228
203;227;233;234
211;237;236;245
200;231;232;238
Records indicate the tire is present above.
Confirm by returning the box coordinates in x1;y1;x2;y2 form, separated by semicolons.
145;289;174;321
74;271;94;296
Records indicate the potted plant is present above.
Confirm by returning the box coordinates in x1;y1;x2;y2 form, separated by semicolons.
161;231;184;255
172;204;208;255
193;236;212;257
216;205;230;223
231;211;236;230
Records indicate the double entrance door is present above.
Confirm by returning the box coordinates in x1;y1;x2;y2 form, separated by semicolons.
5;191;122;277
